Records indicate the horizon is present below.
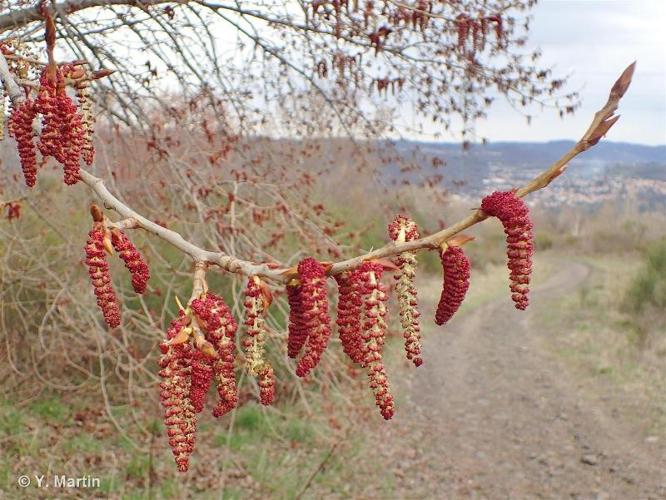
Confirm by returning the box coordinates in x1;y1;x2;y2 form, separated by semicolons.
398;138;666;148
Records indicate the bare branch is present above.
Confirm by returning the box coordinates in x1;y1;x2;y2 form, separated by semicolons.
0;51;635;285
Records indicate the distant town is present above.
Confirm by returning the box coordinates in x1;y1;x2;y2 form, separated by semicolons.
394;140;666;210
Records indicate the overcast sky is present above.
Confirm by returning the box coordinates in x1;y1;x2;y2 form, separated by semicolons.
433;0;666;145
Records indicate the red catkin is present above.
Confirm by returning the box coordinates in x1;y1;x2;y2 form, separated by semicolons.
481;190;534;310
35;69;61;159
191;293;239;417
286;282;309;358
84;223;121;328
334;272;365;365
188;351;214;414
435;246;471;326
159;312;196;473
62;64;95;166
8;98;38;187
352;262;394;420
294;257;332;378
388;214;423;367
111;229;150;294
242;276;275;405
257;364;276;406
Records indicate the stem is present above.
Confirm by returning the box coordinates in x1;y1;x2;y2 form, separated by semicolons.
0;50;635;286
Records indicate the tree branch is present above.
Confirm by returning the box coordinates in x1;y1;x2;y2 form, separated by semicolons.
0;49;635;285
0;0;172;32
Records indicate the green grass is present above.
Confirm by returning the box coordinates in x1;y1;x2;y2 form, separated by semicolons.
29;396;70;422
538;253;666;438
624;238;666;314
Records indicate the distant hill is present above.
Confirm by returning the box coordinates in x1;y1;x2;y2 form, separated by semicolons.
389;140;666;208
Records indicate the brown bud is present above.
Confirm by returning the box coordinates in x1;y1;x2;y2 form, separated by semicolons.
90;204;104;222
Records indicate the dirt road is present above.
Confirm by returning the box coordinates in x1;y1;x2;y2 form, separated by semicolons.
365;261;666;499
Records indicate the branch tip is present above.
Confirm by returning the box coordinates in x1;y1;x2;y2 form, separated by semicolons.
610;61;636;100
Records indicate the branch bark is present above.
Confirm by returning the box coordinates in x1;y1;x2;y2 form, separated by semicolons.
0;0;172;32
0;49;635;285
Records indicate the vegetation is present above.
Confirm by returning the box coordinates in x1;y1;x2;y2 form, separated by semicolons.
0;0;661;496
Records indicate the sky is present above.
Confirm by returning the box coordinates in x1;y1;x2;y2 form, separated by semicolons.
473;0;666;145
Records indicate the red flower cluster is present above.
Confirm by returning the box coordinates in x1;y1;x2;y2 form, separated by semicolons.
435;246;471;326
159;292;239;472
334;272;364;365
388;214;423;367
36;67;85;185
293;257;332;378
159;312;196;473
352;262;394;420
188;350;214;414
455;13;503;53
111;229;150;294
286;281;308;358
8;99;38;187
84;207;150;327
242;276;275;405
191;293;239;417
257;364;276;406
481;190;534;310
84;223;121;328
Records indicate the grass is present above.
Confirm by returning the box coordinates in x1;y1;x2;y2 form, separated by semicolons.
538;253;666;437
622;239;666;345
0;389;378;498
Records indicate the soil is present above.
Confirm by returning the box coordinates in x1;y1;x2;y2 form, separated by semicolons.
361;261;666;499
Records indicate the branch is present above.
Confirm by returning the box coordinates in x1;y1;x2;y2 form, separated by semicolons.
0;49;635;285
0;0;172;32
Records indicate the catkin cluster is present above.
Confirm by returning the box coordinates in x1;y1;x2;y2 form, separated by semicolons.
159;292;240;472
83;202;535;472
83;206;150;328
8;65;95;187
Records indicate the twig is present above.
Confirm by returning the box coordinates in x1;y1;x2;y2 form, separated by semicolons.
0;50;636;285
295;440;340;500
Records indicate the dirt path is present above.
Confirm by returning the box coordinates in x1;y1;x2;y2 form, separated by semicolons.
363;261;666;499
